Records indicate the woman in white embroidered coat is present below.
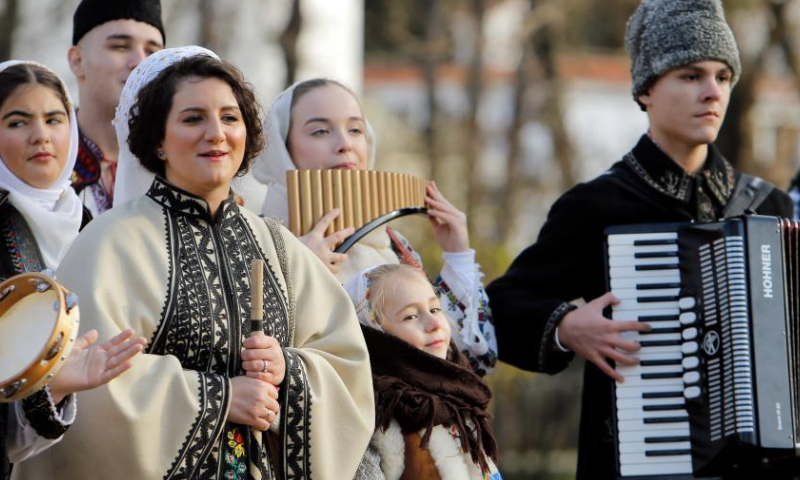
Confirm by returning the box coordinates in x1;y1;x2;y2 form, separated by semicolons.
0;61;145;479
251;79;497;376
344;264;503;480
13;47;374;480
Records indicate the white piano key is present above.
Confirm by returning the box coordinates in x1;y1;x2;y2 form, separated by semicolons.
616;396;685;409
620;332;681;343
616;376;684;388
609;256;679;267
615;384;685;399
612;288;681;300
618;428;690;443
620;452;692;467
608;243;679;254
679;312;697;325
618;418;689;432
607;232;678;245
609;267;680;279
618;441;691;453
635;351;683;362
610;275;680;289
611;308;680;321
620;462;693;477
617;409;688;420
617;363;682;377
615;299;680;311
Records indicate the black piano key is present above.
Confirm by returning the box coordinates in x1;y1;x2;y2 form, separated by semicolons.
644;416;688;424
638;314;679;322
637;295;679;303
639;339;682;347
641;327;682;334
637;283;681;290
641;372;683;380
635;251;679;259
634;239;678;246
643;403;685;412
639;358;682;366
645;436;690;444
642;391;682;399
646;449;692;457
636;264;678;271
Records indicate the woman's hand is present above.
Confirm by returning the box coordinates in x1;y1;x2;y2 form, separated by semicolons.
298;208;355;274
557;293;651;383
229;376;280;431
425;182;470;253
241;335;286;387
48;328;147;403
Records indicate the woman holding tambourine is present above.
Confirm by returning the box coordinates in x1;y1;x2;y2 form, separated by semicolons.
0;61;146;479
252;79;498;376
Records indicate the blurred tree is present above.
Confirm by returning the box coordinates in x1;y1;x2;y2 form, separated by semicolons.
278;0;301;87
0;0;19;61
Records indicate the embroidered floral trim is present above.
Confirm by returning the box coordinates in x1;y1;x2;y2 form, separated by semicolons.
221;427;248;480
624;152;692;201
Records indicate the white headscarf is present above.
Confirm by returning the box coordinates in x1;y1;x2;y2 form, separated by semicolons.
342;265;383;331
251;79;377;224
113;46;220;207
0;60;82;270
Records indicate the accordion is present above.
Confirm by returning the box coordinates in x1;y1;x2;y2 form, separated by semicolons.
605;215;800;479
286;169;428;253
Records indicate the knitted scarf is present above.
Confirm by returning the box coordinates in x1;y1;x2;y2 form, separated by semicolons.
362;325;499;471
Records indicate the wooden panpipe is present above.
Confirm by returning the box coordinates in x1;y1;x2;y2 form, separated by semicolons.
287;170;428;252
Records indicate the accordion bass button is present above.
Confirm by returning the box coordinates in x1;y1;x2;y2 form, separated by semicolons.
681;341;699;354
684;386;701;399
682;356;699;369
678;297;696;310
683;371;700;384
679;312;697;325
682;327;698;340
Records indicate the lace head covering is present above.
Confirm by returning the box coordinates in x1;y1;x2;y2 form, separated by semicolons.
0;60;82;269
113;45;220;206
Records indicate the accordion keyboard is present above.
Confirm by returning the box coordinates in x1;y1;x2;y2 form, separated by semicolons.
607;230;698;477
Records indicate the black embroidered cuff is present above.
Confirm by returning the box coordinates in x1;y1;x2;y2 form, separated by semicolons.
538;302;577;373
20;386;72;440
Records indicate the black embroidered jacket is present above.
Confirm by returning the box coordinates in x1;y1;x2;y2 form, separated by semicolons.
487;135;793;480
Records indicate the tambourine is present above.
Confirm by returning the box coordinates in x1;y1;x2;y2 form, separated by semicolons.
0;272;79;402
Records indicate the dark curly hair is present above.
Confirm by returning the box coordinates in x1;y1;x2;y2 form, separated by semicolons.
127;55;264;178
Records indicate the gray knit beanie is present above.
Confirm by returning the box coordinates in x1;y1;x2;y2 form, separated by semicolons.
625;0;740;101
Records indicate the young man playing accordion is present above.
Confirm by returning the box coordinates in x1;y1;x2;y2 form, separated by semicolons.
487;0;793;479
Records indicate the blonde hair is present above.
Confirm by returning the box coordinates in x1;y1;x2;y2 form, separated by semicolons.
367;264;430;325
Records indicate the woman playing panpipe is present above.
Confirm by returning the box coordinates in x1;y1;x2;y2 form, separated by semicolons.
252;78;497;376
0;61;146;479
13;47;374;480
